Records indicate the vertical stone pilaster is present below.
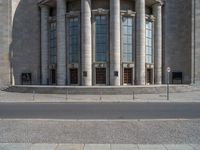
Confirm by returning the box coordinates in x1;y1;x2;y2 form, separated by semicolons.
57;0;67;85
110;0;121;86
153;2;163;84
40;5;49;85
0;0;11;86
81;0;92;86
135;0;146;85
194;0;200;84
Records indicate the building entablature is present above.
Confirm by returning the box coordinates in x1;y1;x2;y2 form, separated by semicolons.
38;0;164;8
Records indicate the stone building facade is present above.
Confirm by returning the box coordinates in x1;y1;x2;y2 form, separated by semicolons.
0;0;200;86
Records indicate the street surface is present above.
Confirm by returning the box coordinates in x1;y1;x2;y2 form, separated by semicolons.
0;102;200;119
0;119;200;143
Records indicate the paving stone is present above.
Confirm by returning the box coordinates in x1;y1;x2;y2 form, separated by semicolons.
0;144;5;150
190;144;200;150
84;144;110;150
29;144;57;150
111;144;139;150
57;144;84;150
0;144;199;150
0;143;31;150
164;144;195;150
138;144;166;150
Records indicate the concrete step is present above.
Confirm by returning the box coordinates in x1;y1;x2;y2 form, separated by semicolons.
4;85;198;95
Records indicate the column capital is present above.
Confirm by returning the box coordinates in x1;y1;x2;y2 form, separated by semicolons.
39;3;49;9
146;15;156;22
153;0;164;7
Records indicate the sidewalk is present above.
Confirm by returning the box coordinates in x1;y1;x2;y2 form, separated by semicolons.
0;144;199;150
1;90;200;103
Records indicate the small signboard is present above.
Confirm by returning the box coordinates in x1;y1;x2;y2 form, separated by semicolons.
83;71;87;77
167;67;171;73
114;71;118;77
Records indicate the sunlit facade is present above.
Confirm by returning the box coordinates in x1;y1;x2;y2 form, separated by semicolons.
0;0;199;86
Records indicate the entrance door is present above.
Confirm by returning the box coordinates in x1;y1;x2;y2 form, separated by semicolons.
70;68;78;84
50;69;56;85
146;69;153;85
124;68;132;84
96;68;106;84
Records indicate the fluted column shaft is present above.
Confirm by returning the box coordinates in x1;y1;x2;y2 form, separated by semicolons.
136;0;146;85
41;5;49;85
110;0;121;86
57;0;67;85
153;3;162;84
81;0;92;86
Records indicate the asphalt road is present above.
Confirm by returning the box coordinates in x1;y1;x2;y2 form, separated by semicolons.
0;102;200;119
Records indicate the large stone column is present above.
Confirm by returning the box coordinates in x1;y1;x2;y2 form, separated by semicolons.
81;0;92;86
40;5;49;85
135;0;146;85
110;0;121;86
57;0;67;85
153;2;163;84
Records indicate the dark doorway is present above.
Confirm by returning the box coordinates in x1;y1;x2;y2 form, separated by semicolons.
70;68;78;84
50;69;56;85
124;68;132;85
96;68;106;84
146;69;153;85
172;72;183;84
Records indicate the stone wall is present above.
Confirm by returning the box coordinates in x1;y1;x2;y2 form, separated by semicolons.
194;0;200;84
163;0;192;84
10;0;41;85
0;0;11;87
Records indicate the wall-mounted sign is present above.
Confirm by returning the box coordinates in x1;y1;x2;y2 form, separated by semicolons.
167;67;171;73
83;71;87;77
114;71;118;77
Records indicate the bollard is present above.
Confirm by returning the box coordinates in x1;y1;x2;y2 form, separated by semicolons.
133;91;135;100
166;67;171;100
99;90;102;101
32;90;35;101
66;89;68;101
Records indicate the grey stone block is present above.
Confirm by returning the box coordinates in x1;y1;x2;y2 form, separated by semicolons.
29;144;57;150
138;145;166;150
164;144;195;150
0;143;31;150
84;144;110;150
111;144;139;150
57;144;84;150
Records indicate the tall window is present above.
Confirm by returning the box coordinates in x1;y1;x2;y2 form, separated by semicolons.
145;21;153;64
95;15;108;62
122;16;133;62
49;22;57;64
68;17;79;63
